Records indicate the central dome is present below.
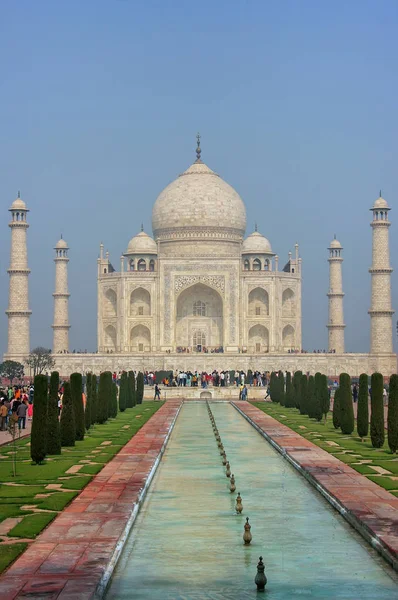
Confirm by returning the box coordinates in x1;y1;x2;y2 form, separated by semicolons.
152;160;246;241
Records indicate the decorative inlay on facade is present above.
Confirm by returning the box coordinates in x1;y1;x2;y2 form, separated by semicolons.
174;274;225;295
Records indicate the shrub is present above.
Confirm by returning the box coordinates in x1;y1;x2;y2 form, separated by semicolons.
127;371;135;408
300;374;308;414
311;372;323;421
339;373;354;434
370;372;385;448
85;373;92;431
388;374;398;453
110;382;118;418
71;373;84;441
60;382;75;447
357;373;369;440
119;372;127;412
320;374;330;421
293;371;303;412
270;372;278;403
31;374;48;464
278;371;285;406
46;371;61;455
332;388;341;429
136;372;144;405
91;374;97;425
307;376;315;419
285;372;293;408
98;371;112;424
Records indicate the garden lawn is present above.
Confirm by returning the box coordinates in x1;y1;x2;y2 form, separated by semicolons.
251;402;398;495
0;402;162;573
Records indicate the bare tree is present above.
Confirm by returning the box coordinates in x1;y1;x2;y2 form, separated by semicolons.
25;347;55;376
0;360;24;385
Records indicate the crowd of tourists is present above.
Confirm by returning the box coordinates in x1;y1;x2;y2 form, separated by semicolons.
0;385;34;432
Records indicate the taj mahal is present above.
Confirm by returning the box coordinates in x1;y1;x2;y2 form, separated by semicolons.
4;137;397;376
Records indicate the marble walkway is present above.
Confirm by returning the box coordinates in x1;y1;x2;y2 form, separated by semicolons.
0;400;182;600
233;401;398;571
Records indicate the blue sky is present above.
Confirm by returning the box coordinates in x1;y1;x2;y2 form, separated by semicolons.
0;0;397;354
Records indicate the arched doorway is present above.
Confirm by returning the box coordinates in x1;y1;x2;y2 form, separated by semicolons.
176;283;223;350
248;324;269;353
248;287;269;317
104;325;117;351
130;324;151;352
130;288;151;316
282;324;295;350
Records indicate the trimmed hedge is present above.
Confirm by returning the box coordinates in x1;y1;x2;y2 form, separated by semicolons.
85;373;92;431
31;374;48;464
136;372;144;405
119;372;127;412
339;373;354;434
300;374;308;414
127;371;135;408
98;371;112;424
278;371;285;406
110;382;118;419
333;388;341;429
46;371;61;455
60;381;75;447
293;371;303;412
285;372;294;408
387;374;398;453
91;375;98;425
71;373;84;441
357;373;369;440
370;372;385;448
320;374;330;421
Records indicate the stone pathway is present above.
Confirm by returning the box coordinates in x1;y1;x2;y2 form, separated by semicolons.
0;401;182;600
234;401;398;570
0;421;31;447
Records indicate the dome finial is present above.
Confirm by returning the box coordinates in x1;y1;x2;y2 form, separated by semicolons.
141;223;144;232
195;132;202;163
334;233;336;240
17;190;20;198
255;222;258;232
380;189;382;198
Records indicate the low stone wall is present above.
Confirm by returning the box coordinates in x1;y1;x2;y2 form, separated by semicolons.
46;351;397;378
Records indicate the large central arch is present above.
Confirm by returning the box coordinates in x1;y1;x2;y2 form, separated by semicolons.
175;282;223;349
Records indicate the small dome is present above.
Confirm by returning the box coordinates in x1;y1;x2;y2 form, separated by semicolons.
55;238;68;249
10;195;27;211
373;195;389;209
125;230;157;255
329;238;342;249
242;230;273;254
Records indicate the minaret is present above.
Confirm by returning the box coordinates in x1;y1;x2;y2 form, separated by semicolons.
327;236;345;353
52;237;70;353
369;194;394;354
6;192;31;359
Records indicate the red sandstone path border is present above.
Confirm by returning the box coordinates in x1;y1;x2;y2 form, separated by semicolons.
233;401;398;571
0;400;182;600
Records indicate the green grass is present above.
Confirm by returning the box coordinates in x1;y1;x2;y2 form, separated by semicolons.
0;544;28;573
0;402;163;572
251;402;398;495
7;512;57;538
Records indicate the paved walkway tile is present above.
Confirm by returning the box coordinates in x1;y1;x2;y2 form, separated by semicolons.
234;401;398;568
0;400;181;599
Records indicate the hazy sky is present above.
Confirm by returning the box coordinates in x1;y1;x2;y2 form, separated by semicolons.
1;0;397;354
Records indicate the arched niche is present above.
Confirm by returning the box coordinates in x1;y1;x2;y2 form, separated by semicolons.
248;324;269;353
176;282;223;349
248;287;269;317
253;258;261;271
104;325;117;351
282;288;295;317
103;288;117;317
282;324;295;349
130;287;151;317
130;324;151;352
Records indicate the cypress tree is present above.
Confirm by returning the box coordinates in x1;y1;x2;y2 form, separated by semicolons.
46;371;61;455
307;375;315;419
110;382;118;418
370;372;385;448
136;372;144;405
285;372;293;408
131;371;136;406
31;374;48;464
91;375;98;425
127;371;135;408
60;381;75;447
333;388;341;429
98;371;112;424
339;373;354;434
387;374;398;453
300;374;308;414
313;372;323;421
320;374;330;422
119;371;127;412
294;371;303;411
270;372;278;402
278;371;285;406
357;373;369;440
85;373;92;431
71;372;85;441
